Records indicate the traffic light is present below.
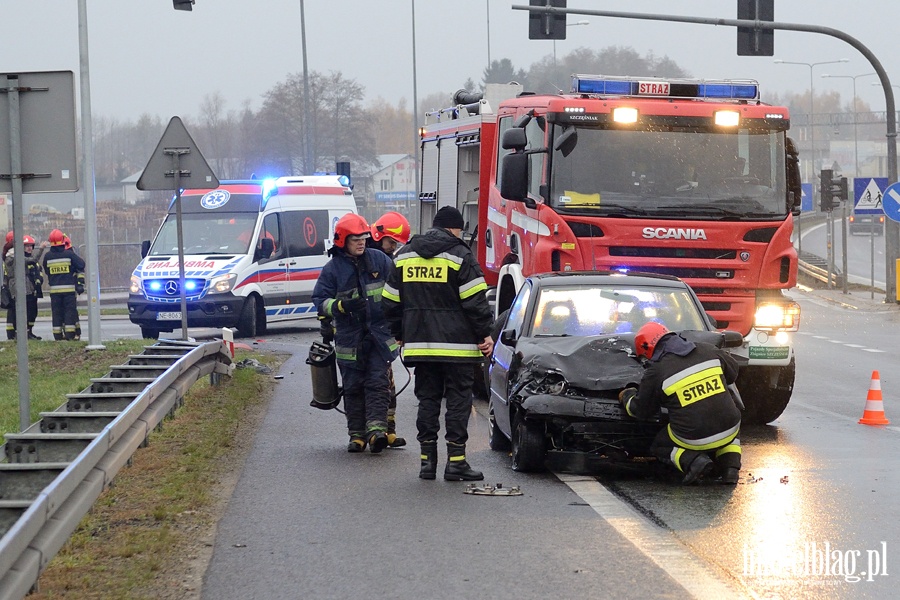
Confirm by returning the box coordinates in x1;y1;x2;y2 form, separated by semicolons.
173;0;194;11
737;0;774;56
819;169;848;212
528;0;567;40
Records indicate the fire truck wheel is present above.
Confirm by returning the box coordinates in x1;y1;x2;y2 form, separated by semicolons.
736;358;795;425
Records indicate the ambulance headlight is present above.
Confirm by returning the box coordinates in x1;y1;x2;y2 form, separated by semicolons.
209;273;237;294
130;275;143;294
754;301;800;332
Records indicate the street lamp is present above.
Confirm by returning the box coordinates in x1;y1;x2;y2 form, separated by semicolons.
554;20;590;69
774;58;849;183
821;72;876;177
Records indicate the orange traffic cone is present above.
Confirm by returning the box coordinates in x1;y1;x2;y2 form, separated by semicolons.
859;370;890;426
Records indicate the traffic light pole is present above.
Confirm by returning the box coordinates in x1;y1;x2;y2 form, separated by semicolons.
514;4;900;302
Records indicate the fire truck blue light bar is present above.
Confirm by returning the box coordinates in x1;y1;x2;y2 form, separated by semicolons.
572;76;759;101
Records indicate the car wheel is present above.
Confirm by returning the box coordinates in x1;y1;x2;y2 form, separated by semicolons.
488;402;511;452
511;413;546;472
140;326;160;340
236;295;258;338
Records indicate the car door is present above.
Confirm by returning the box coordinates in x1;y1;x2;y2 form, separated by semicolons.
489;280;533;439
256;212;291;322
281;209;331;317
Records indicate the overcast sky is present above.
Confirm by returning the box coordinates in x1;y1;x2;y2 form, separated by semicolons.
3;1;899;121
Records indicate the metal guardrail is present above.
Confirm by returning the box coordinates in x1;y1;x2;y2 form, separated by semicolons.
798;251;842;287
0;339;234;600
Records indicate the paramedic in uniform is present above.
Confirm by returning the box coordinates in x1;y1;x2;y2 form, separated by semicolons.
382;206;493;482
312;213;398;454
620;322;742;485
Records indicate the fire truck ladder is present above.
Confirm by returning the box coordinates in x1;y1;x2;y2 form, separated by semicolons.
0;338;234;600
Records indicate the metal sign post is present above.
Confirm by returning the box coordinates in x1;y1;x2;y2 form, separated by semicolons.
1;71;78;432
137;117;218;341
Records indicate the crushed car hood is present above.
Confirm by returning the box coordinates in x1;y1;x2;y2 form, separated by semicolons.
515;330;724;393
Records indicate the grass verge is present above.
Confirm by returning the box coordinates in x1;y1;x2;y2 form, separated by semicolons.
0;342;286;599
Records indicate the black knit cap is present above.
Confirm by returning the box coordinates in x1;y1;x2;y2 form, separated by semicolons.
432;206;465;230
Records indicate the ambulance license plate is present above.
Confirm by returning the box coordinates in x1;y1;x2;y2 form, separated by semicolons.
157;312;182;321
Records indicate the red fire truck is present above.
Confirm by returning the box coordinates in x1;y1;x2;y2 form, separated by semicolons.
418;76;803;424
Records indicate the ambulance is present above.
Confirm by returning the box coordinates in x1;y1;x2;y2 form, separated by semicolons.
127;175;357;339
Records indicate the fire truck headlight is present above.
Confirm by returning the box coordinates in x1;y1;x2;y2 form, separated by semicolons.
754;301;800;332
209;273;237;294
613;107;639;124
130;275;142;294
715;110;741;127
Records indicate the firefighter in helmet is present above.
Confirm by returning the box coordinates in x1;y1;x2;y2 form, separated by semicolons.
360;211;413;448
312;213;399;453
619;322;742;485
4;234;49;340
62;234;82;340
43;229;86;341
2;231;13;261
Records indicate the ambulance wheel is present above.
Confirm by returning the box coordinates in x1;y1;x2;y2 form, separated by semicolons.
140;327;160;340
236;295;258;338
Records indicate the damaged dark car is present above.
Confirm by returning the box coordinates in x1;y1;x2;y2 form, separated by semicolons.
487;272;744;474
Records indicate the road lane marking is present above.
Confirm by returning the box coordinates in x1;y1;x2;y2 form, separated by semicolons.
862;348;886;353
793;401;899;431
557;474;753;600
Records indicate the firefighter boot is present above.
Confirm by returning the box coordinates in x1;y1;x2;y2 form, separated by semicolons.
27;328;41;341
367;429;389;454
682;454;714;485
347;434;367;453
387;411;406;448
419;441;438;480
444;444;484;482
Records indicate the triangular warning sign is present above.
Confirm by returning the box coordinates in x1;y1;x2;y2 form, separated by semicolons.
856;179;884;211
137;116;219;191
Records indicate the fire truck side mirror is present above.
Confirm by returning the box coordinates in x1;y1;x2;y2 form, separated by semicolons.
554;126;578;157
785;136;802;215
500;153;529;202
502;128;527;150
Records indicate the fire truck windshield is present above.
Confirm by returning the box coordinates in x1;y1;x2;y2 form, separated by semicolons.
550;127;787;219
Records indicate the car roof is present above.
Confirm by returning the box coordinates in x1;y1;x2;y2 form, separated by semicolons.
528;270;690;289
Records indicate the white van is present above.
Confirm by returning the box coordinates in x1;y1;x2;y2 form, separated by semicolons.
128;175;357;339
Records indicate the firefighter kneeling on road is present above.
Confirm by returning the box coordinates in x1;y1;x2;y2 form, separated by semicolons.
43;229;86;341
312;213;398;454
620;322;742;485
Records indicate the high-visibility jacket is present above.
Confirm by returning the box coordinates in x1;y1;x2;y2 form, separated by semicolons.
43;246;85;295
311;247;398;366
625;334;741;451
383;227;492;364
3;246;46;298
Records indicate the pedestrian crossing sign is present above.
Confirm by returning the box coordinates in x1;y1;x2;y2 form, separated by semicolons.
853;177;887;215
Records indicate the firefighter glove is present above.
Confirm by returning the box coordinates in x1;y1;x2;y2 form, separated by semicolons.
618;387;638;406
319;318;335;344
337;297;367;315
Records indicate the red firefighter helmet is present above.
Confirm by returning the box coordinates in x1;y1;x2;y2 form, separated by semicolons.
5;231;13;244
63;234;72;250
634;322;670;360
332;213;370;248
371;212;411;244
23;235;35;245
49;229;66;246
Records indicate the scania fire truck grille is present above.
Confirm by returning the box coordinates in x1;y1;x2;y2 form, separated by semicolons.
611;266;734;280
610;247;737;260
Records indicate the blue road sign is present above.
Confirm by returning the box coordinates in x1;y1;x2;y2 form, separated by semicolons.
853;177;887;215
882;182;900;223
800;183;813;212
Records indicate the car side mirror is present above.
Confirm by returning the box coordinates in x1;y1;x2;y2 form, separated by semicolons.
721;330;744;349
140;240;151;259
499;328;518;347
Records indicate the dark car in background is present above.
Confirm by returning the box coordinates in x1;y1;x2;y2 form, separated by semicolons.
849;213;884;235
487;271;743;473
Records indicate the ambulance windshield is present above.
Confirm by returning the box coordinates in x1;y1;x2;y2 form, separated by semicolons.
149;212;260;256
550;127;787;219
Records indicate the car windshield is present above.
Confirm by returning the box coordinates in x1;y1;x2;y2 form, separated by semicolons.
550;127;787;219
530;284;707;337
149;212;259;256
